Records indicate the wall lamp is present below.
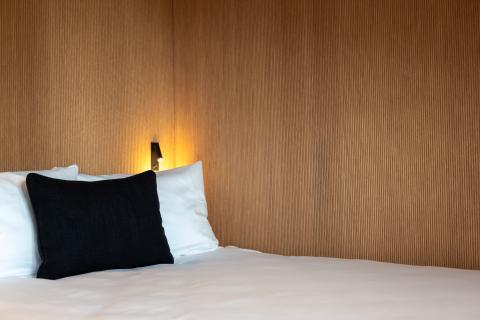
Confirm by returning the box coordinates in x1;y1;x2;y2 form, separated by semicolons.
151;142;163;171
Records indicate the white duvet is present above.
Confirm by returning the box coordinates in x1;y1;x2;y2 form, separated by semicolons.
0;247;479;319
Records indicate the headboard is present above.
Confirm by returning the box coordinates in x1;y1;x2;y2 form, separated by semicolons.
2;0;479;269
173;0;480;269
0;0;175;174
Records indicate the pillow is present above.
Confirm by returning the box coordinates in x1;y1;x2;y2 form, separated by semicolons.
0;165;79;278
26;171;173;280
78;161;219;257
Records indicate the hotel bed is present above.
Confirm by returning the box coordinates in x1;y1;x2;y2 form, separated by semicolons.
1;163;480;319
1;246;480;320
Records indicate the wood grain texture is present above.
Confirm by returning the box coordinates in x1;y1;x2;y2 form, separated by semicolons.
0;0;23;169
173;0;480;269
0;0;174;173
1;0;479;269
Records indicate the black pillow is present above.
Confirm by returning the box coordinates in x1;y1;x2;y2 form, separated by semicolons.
26;170;173;280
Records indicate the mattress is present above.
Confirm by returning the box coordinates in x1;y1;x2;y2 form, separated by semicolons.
0;247;479;319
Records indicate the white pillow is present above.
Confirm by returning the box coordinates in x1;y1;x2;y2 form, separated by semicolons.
78;161;219;257
0;165;79;278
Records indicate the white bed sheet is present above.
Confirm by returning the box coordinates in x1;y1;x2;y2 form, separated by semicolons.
0;247;479;319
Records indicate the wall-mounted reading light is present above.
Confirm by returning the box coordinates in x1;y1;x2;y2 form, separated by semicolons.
151;142;163;171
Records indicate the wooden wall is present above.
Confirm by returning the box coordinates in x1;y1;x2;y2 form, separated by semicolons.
0;0;175;173
1;0;479;269
173;0;480;269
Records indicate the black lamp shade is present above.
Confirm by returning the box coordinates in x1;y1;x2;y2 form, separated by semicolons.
151;142;163;171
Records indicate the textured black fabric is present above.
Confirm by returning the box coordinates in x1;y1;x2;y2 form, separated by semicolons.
26;171;173;280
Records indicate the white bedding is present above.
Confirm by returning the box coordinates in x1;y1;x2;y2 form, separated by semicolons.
0;247;479;319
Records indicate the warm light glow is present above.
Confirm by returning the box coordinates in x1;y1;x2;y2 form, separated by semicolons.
134;130;195;173
174;126;196;167
134;140;173;173
156;159;169;171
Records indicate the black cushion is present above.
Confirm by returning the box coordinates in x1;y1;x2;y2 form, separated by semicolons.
26;171;173;280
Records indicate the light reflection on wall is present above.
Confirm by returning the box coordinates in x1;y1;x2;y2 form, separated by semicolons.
173;122;197;168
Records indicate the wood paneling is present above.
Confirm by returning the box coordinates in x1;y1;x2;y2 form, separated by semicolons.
0;0;174;174
174;0;480;269
1;0;479;269
0;0;23;169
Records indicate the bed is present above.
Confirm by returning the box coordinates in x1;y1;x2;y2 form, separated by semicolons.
1;246;480;319
1;164;480;319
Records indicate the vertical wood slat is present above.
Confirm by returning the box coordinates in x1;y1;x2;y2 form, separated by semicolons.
173;0;480;269
0;0;175;174
1;0;479;270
